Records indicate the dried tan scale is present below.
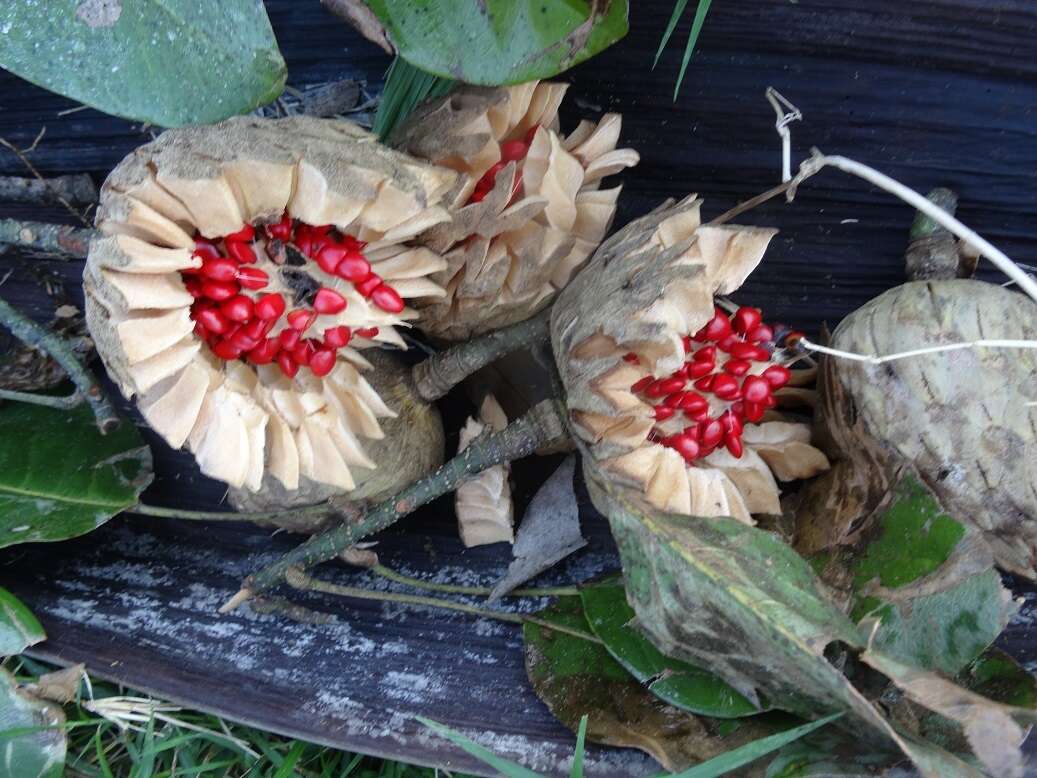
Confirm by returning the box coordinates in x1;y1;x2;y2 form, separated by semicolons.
84;116;457;493
455;394;514;547
392;81;639;340
551;195;830;522
809;279;1037;578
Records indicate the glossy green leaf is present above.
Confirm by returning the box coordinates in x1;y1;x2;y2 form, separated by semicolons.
579;580;760;718
0;401;152;549
0;588;45;656
363;0;629;86
0;669;65;778
962;648;1037;709
523;597;804;773
0;1;286;127
832;477;1015;676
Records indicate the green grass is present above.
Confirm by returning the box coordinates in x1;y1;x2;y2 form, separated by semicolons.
4;656;471;778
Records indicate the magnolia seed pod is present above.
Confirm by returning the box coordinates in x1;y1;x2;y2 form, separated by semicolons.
551;195;830;522
228;349;445;531
393;81;639;341
809;279;1037;578
455;394;514;547
84;116;456;494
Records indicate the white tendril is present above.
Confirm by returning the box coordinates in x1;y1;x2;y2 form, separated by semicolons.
798;335;1037;365
765;88;802;183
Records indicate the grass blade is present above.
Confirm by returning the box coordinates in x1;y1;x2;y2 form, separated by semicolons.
272;740;306;778
663;713;842;778
673;0;712;100
568;715;587;778
417;716;542;778
372;57;454;141
653;0;690;67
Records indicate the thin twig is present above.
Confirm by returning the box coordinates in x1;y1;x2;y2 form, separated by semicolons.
0;174;97;207
0;387;81;410
131;501;333;523
0;133;92;227
0;295;119;432
224;399;570;610
285;568;601;644
411;308;553;401
707;181;795;227
0;218;95;258
369;564;579;598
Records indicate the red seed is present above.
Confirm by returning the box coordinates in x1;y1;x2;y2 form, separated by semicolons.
664;391;687;408
725;432;744;458
220;294;254;323
656;376;687;395
699;419;724;449
762;364;791;388
335;252;372;283
764;394;777;408
266;213;293;241
682;336;693;353
236;265;269;290
668;433;700;463
693;374;716;392
371;284;404;314
717;334;740;353
693;346;716;363
291;339;317;366
316;243;349;275
254;293;286;320
654;405;675;421
354;327;379;339
340;234;366;251
211;338;242;361
724;359;751;376
686;361;714;379
279;328;301;350
500;140;529;162
700;308;733;341
468;189;488;204
631;376;653;393
225;240;257;264
679;392;709;413
742;375;771;403
672;363;689;379
355;274;383;298
622;352;640;363
228;328;260;352
277;351;299;378
323;325;351;349
475;161;506;193
743;401;765;422
732;306;762;335
294;232;314;257
224;224;255;242
201;257;238;282
184;278;203;298
287;309;317;332
309;349;336;377
645;379;670;398
748;324;774;344
719;410;743;435
192;240;221;261
193;321;207;338
195;307;230;335
247;338;280;365
524;124;541;144
712;373;741;400
241;317;269;342
684;405;710;422
730;342;770;361
313;287;347;315
682;425;701;441
200;280;238;301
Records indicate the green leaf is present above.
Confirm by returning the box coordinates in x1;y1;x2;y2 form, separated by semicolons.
962;648;1037;709
569;715;586;778
0;668;65;778
579;579;760;718
0;401;153;549
373;58;454;141
653;0;690;68
523;595;805;773
0;587;45;656
0;1;286;127
417;716;541;778
823;476;1015;676
666;714;842;778
673;0;711;99
363;0;629;86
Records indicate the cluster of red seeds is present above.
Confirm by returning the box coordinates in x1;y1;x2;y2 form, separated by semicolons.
627;306;801;464
467;125;539;205
181;214;396;379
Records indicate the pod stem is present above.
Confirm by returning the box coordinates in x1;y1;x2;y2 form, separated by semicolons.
131;502;333;523
0;174;97;208
411;307;553;401
225;398;570;610
0;295;119;433
0;218;95;258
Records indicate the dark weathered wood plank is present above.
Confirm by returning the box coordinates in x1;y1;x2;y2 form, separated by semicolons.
2;0;1036;773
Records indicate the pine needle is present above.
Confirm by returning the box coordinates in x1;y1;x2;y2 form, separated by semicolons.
372;57;454;141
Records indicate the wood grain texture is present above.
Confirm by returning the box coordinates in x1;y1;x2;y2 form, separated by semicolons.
1;0;1036;774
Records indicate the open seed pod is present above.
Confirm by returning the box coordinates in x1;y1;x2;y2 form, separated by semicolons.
455;394;514;547
84;116;456;493
551;195;830;522
801;279;1037;578
392;81;639;340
